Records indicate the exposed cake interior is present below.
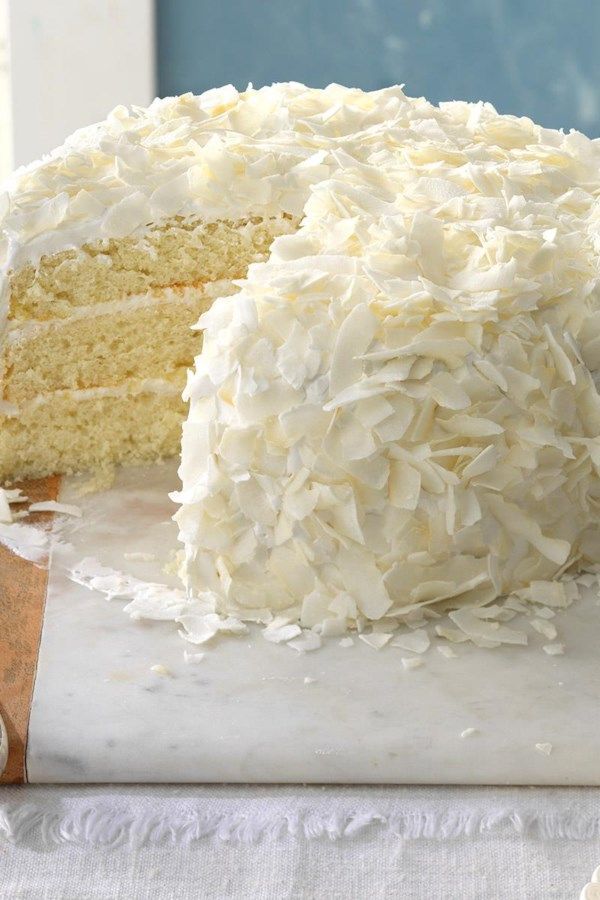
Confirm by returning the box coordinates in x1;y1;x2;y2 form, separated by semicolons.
1;213;296;480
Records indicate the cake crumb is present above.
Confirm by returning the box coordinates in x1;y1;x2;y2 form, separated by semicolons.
76;468;115;496
150;664;172;677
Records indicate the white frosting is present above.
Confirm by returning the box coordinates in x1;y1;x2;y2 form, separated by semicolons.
6;283;222;342
7;375;183;417
171;83;600;637
0;82;418;332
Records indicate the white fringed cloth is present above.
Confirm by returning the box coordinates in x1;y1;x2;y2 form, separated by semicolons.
1;784;599;898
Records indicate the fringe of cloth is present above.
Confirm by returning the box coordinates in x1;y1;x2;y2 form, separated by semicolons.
3;799;600;847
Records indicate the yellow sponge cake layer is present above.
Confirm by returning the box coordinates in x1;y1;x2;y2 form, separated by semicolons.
5;283;235;403
0;373;186;480
9;215;295;320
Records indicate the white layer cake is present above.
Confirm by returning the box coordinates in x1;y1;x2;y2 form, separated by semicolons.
2;83;600;630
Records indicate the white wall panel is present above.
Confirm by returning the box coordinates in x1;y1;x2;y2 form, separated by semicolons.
8;0;155;168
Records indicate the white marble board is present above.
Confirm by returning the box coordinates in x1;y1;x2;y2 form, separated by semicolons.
26;462;600;784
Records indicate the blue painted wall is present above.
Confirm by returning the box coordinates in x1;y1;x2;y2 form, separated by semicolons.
156;0;600;136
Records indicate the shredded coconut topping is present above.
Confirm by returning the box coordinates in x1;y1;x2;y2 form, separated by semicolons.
168;84;600;639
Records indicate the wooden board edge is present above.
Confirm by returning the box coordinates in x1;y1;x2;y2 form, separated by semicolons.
0;475;61;783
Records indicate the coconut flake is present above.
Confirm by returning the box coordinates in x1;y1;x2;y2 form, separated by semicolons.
150;664;172;677
4;489;28;504
435;626;470;644
28;501;82;517
70;557;193;618
183;651;205;664
391;629;430;654
359;632;393;650
262;620;303;644
449;608;528;646
543;324;576;385
388;460;421;510
429;371;471;410
527;581;571;608
463;445;499;479
329;302;377;396
532;607;555;620
530;619;558;641
460;728;478;739
337;546;391;620
0;490;11;524
484;495;570;566
542;643;565;656
401;657;424;670
288;630;322;652
0;522;50;563
576;573;596;588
